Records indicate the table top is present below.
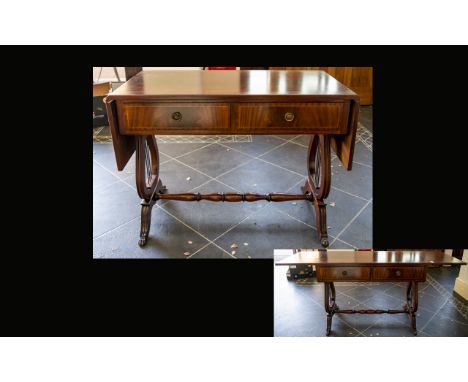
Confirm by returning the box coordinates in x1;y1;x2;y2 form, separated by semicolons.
107;70;359;102
275;250;466;266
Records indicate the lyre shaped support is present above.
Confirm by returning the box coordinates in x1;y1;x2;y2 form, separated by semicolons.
136;136;166;247
324;282;339;336
303;135;332;247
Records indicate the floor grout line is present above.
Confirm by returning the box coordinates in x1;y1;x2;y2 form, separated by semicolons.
186;174;307;258
330;198;373;246
273;207;357;251
341;292;380;337
93;159;139;193
199;212;263;255
211;160;258;189
284;176;309;195
353;160;372;169
163;141;370;203
171;137;302;193
331;237;359;249
217;135;300;160
218;133;308;161
93;160;131;186
170;155;256;193
287;140;309;149
161;142;216;161
331;186;371;202
202;176;308;254
157;177;218;207
255;157;306;178
155;204;236;258
419;298;450;333
293;286;367;337
93;189;235;259
93;172;134;192
335;291;363;306
136;137;369;201
169;140;295;192
289;135;309;149
186;241;226;259
217;140;314;183
93;216;140;241
160;157;173;165
279;178;354;248
94;157;221;251
274;208;317;231
216;142;268;160
257;138;304;158
425;273;468;322
166;156;221;181
119;176;138;192
272;135;301;144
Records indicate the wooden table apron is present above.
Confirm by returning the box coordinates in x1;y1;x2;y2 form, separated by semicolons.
276;250;467;336
105;70;360;247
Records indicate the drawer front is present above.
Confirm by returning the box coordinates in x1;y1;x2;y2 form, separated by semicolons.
317;266;371;282
372;267;426;282
119;102;230;134
236;103;349;134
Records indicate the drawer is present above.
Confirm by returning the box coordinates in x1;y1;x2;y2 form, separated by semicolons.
118;102;230;135
372;267;426;282
236;103;349;134
317;266;371;282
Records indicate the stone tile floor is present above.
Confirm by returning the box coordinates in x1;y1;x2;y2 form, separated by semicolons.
93;108;373;259
274;259;468;337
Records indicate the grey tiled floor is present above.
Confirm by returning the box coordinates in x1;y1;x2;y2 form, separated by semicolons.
274;259;468;337
93;107;373;259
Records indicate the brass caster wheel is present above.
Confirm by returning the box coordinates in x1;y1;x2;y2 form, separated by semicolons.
139;237;148;247
321;238;329;248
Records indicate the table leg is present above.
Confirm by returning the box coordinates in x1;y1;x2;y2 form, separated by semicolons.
405;281;419;335
324;282;338;336
303;135;332;248
136;136;167;247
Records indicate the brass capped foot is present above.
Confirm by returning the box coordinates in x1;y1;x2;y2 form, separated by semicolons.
321;238;330;248
138;236;148;247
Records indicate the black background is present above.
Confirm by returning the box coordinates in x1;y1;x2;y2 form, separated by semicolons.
1;46;467;336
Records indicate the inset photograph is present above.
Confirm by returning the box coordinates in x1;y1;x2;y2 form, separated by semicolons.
93;67;372;259
274;249;468;336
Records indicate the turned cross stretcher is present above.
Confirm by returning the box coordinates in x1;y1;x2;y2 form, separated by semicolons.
105;70;360;247
276;250;466;336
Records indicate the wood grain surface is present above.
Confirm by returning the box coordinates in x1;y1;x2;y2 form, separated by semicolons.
275;250;467;266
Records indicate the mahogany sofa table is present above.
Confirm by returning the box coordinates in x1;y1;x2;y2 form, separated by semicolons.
105;70;360;247
276;250;466;336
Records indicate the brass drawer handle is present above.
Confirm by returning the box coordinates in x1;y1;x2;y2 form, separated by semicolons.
172;112;182;121
342;270;348;276
395;270;402;276
285;112;295;122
